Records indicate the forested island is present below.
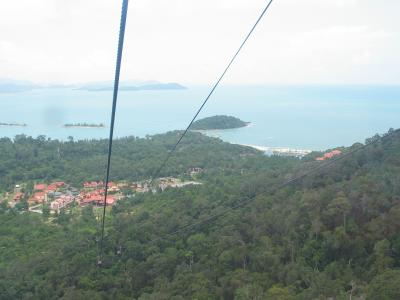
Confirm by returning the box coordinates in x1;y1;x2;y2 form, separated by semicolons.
64;122;105;128
0;122;26;127
190;115;249;130
0;129;400;299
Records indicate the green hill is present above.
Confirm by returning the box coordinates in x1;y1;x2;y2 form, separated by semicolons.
190;115;249;130
1;129;400;299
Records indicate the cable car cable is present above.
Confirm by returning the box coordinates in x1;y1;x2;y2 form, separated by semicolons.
98;0;129;266
145;130;396;244
150;0;275;184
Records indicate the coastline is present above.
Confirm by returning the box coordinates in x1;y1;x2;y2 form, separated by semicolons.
190;122;251;134
240;144;313;157
192;126;313;158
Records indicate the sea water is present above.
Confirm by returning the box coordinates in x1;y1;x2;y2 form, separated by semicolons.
1;85;400;151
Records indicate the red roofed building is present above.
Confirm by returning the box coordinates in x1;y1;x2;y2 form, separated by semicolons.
34;183;47;191
79;193;116;207
46;184;57;192
79;189;103;206
80;195;102;206
316;149;342;161
83;181;103;189
54;182;65;187
107;182;120;193
106;195;116;206
29;192;47;205
78;186;118;206
324;152;335;159
331;150;342;155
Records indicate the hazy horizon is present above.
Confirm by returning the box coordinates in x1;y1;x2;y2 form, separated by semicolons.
1;0;399;85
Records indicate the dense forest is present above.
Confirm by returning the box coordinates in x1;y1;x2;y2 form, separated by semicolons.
1;129;400;299
0;132;269;190
190;115;249;130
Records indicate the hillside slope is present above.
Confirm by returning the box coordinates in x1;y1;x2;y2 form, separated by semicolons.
1;130;400;299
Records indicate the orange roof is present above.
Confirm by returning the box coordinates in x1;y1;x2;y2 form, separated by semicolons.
47;184;57;191
106;196;116;205
34;184;47;191
31;192;46;203
80;195;115;206
84;181;103;188
106;199;115;205
81;196;102;204
331;150;342;155
317;149;342;161
34;191;46;198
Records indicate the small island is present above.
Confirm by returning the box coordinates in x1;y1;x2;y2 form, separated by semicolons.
64;123;105;128
190;115;249;130
0;122;27;127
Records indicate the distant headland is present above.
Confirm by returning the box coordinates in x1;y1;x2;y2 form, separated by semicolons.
190;115;249;130
75;81;187;92
0;122;27;127
64;123;105;128
0;79;186;93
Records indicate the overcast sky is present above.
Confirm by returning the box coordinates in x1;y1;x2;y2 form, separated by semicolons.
0;0;399;85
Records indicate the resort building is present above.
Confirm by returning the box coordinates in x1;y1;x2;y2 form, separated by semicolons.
51;195;74;213
83;181;104;189
29;191;47;205
34;183;47;191
316;149;342;161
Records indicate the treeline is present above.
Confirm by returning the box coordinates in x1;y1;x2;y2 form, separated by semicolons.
0;132;278;190
0;130;400;299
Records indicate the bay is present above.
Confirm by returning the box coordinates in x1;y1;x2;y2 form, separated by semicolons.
0;85;400;151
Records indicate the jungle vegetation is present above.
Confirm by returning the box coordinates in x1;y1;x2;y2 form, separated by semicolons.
0;129;400;299
190;115;249;130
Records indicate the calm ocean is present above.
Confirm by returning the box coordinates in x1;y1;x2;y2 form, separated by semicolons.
1;85;400;151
